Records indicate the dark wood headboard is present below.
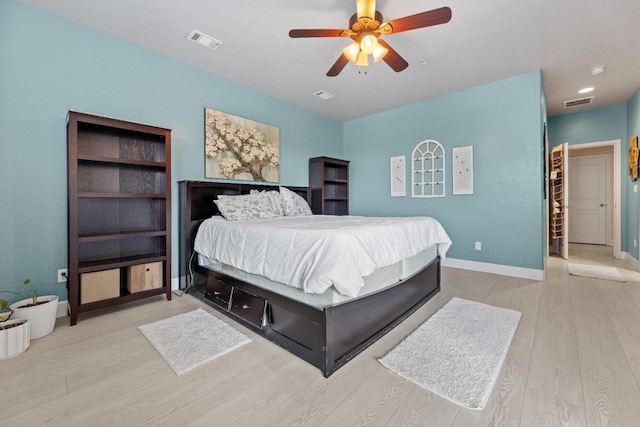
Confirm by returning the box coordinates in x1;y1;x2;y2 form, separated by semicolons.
178;180;309;289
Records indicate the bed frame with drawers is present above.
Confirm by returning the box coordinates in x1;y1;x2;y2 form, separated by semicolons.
179;180;441;377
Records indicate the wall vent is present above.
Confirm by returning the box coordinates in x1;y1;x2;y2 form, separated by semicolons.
564;96;594;108
313;90;335;100
187;30;223;51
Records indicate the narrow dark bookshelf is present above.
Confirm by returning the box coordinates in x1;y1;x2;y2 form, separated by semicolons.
309;157;349;215
67;111;171;325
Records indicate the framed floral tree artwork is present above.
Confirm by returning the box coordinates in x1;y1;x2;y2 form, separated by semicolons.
204;108;279;182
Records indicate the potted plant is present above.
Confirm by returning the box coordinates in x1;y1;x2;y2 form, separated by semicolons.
1;291;31;360
9;279;58;340
1;293;13;322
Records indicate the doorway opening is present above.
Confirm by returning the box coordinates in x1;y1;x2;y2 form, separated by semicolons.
547;139;621;260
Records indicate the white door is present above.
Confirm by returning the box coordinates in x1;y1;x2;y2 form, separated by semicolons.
568;155;608;244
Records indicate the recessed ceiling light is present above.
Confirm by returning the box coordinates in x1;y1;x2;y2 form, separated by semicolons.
591;65;605;75
579;87;594;94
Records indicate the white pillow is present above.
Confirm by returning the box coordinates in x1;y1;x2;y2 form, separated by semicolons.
249;189;285;216
214;193;279;221
279;186;312;216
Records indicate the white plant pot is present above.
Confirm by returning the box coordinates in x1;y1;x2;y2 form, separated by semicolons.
10;295;58;339
0;319;30;360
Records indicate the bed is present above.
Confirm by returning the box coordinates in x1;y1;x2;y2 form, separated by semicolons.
179;180;451;377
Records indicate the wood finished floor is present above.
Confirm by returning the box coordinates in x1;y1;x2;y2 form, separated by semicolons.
4;244;640;426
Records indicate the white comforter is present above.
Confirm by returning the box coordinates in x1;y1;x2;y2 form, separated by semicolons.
194;215;452;297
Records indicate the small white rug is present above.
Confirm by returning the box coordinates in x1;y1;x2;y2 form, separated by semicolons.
568;263;625;282
379;297;521;410
138;308;251;375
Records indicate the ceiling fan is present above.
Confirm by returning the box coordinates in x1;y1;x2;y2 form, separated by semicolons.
289;0;452;76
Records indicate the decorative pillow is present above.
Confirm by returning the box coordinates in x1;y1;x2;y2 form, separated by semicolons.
214;193;279;221
249;189;285;216
279;186;312;216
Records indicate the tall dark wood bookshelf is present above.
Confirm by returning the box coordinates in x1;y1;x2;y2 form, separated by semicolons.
67;111;171;325
309;157;350;215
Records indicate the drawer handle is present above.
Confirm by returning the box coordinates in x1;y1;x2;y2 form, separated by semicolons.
213;291;221;296
242;304;251;309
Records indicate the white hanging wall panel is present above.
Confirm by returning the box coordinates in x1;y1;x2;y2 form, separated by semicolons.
412;139;445;198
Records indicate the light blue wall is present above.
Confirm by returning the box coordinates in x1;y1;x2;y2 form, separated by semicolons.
540;78;549;266
547;104;631;255
12;2;625;305
627;89;640;259
0;1;343;303
629;89;640;141
548;104;627;145
344;71;545;270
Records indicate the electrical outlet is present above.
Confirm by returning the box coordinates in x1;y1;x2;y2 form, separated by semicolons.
635;240;637;248
475;242;482;251
57;268;68;283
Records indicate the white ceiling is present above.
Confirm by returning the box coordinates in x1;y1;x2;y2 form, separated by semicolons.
21;0;640;121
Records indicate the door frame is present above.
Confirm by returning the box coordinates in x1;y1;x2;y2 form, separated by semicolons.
568;139;621;259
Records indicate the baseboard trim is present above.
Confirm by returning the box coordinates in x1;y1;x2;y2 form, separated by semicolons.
442;257;544;281
57;300;67;318
58;261;546;318
56;251;639;315
622;252;639;270
56;278;181;318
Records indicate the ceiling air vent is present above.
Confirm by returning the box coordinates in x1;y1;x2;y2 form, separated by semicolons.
564;96;594;108
187;30;223;51
313;90;335;100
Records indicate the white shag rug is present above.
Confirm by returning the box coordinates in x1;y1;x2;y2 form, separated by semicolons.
568;263;625;282
138;308;251;375
379;297;521;410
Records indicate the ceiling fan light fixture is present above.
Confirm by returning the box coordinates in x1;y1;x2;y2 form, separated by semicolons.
343;42;360;62
359;31;378;55
355;50;369;66
372;45;388;62
288;2;452;76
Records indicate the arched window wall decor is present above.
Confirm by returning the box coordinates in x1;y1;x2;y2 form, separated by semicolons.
411;139;445;198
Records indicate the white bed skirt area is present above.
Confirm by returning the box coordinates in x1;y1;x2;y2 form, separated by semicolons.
197;245;438;310
194;215;452;298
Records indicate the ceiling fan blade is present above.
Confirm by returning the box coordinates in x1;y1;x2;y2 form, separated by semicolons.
289;29;345;38
356;0;376;20
327;54;350;77
377;39;408;72
385;7;452;34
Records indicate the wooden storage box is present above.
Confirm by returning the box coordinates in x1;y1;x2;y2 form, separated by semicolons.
127;262;163;293
81;269;120;304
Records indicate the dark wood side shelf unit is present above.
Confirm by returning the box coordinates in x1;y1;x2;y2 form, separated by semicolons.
309;156;350;215
67;111;172;325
